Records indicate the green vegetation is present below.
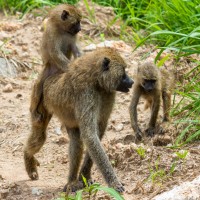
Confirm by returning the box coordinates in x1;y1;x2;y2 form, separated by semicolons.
0;0;78;15
148;157;177;184
175;150;188;160
135;145;146;159
172;64;200;146
56;176;124;200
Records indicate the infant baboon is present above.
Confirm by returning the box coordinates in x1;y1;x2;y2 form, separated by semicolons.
30;4;82;121
24;47;133;193
129;61;174;141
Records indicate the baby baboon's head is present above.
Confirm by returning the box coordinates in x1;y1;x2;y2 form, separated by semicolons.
49;4;82;35
137;61;160;92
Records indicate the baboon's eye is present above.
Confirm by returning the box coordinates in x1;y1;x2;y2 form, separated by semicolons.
102;57;110;71
61;10;69;21
122;74;126;79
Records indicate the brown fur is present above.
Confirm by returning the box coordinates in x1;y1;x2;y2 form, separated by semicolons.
129;61;174;141
30;4;82;122
24;47;133;193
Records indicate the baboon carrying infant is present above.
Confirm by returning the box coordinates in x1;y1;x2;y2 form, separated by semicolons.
24;47;133;193
30;4;82;122
129;61;174;141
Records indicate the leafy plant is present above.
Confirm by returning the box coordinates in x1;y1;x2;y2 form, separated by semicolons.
175;150;188;160
56;176;124;200
148;157;166;183
135;145;146;159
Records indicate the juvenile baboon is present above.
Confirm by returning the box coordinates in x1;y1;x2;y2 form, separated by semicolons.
30;4;82;121
24;47;133;193
129;61;174;141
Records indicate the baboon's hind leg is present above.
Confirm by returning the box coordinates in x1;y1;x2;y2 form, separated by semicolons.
24;104;52;180
30;74;47;122
162;90;171;122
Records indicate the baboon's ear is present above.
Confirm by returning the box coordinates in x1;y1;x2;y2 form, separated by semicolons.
102;57;110;71
61;10;69;21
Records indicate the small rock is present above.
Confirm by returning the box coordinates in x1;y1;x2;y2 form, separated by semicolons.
130;143;138;150
31;187;43;196
115;143;124;149
84;43;96;51
3;84;13;93
123;134;135;144
0;189;9;199
153;135;172;146
16;94;22;98
22;52;29;58
0;128;5;133
114;123;124;132
54;127;62;135
56;136;68;145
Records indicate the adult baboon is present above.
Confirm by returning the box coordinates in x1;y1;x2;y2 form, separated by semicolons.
30;4;82;122
129;61;174;141
24;47;133;193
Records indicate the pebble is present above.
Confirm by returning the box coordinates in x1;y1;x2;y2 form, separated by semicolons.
3;84;13;92
54;127;62;135
31;187;43;196
0;189;9;199
56;136;68;145
114;123;124;132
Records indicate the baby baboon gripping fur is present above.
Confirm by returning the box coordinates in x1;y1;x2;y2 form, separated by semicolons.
30;4;82;121
129;61;174;141
24;47;133;193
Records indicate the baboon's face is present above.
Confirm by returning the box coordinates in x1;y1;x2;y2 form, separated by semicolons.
116;73;134;93
138;62;159;92
60;9;82;35
141;79;156;92
99;57;134;93
50;4;82;35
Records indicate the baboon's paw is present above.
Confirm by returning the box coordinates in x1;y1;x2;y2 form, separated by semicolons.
145;127;155;137
29;171;39;180
112;182;125;193
135;128;143;142
63;181;85;193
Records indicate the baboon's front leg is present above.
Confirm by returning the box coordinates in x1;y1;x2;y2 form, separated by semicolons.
129;92;143;141
78;121;107;184
24;105;51;180
80;119;124;193
145;97;160;136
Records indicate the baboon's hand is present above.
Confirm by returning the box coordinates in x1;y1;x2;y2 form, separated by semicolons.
145;127;155;137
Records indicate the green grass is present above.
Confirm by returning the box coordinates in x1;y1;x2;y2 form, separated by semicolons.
172;64;200;146
0;0;78;15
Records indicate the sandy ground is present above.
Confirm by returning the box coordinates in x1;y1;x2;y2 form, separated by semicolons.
0;3;200;200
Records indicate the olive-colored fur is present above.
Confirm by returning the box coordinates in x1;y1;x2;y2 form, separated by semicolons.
129;61;174;141
30;4;82;122
24;47;133;193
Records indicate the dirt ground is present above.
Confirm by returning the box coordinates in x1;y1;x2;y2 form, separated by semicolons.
0;3;200;200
